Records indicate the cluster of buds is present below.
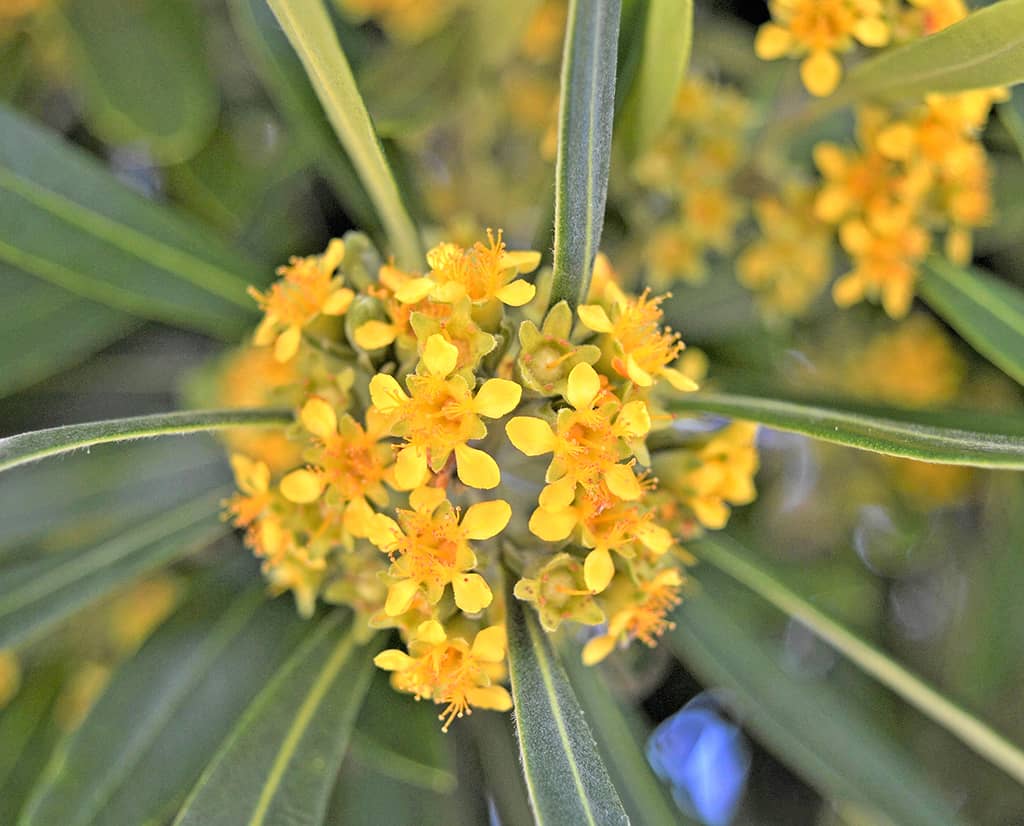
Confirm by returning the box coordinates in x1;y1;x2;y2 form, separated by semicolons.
220;230;759;728
757;0;1005;318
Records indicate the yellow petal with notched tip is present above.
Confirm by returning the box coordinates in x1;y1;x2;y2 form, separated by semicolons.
566;362;601;410
354;320;397;350
471;625;507;661
394;276;435;304
274;325;302;362
417;619;447;644
369;373;408;413
373;649;413;671
606;464;642;501
300;397;337;439
395;445;429;490
577;304;614;333
584;548;615;593
422;333;459;377
529;506;576;542
539;476;576;511
279;469;324;504
385;579;421;616
461;500;512;540
475;378;522;418
453;573;493;613
455;444;500;489
617;400;651;438
506;416;556;456
495;279;536;307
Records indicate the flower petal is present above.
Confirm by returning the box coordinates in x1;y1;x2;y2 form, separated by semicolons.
422;333;459;377
566;362;601;410
495;279;537;307
453;573;494;613
577;304;614;333
354;320;397;350
300;397;338;439
467;685;513;711
373;649;413;671
455;444;501;489
369;373;408;413
279;469;324;504
274;325;302;362
474;378;523;418
506;416;556;456
395;445;429;490
385;578;421;616
461;500;512;540
471;625;507;661
605;464;642;501
584;548;615;593
529;506;576;542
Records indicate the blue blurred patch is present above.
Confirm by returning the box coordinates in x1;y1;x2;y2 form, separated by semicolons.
646;694;752;826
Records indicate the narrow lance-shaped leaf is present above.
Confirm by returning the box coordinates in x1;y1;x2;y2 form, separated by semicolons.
549;0;622;311
19;575;312;826
667;391;1024;469
826;0;1024;108
0;493;227;650
692;534;1024;787
618;0;693;159
0;105;262;337
505;576;629;825
0;267;137;399
57;0;218;164
668;579;966;826
0;408;293;474
174;613;384;826
561;647;688;826
266;0;422;268
918;255;1024;387
227;0;382;235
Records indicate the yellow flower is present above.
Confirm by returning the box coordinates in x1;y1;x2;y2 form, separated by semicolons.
507;362;651;508
367;486;510;616
581;568;685;664
577;290;698;391
419;230;540;308
374;621;512;730
513;553;606;631
682;185;745;253
736;184;833;322
250;239;354;362
225;454;274;527
369;334;522;489
655;422;760;530
264;546;327;619
336;0;461;42
755;0;890;97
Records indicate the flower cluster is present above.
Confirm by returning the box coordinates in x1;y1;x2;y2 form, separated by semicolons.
756;0;1005;317
219;232;759;727
335;0;462;42
629;75;752;287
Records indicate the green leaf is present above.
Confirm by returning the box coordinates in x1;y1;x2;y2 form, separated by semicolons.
57;0;218;164
0;664;65;825
0;493;227;649
352;667;456;794
918;255;1024;386
19;578;311;826
549;0;622;311
266;0;423;268
828;0;1024;107
0;407;293;474
668;390;1024;469
174;613;383;826
669;578;967;826
691;533;1024;787
0;104;261;337
0;267;137;398
0;437;226;561
561;648;688;826
227;0;383;236
997;89;1024;161
505;579;629;826
618;0;692;158
465;713;535;826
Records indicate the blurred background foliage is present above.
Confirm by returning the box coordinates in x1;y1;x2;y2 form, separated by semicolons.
1;0;1023;823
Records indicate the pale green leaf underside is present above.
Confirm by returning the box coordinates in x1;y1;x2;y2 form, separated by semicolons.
175;613;382;826
0;105;261;337
19;580;311;826
505;583;628;826
0;493;227;650
550;0;622;310
830;0;1024;106
266;0;422;268
669;391;1024;468
669;581;966;826
0;408;294;474
619;0;693;159
919;256;1024;387
692;534;1024;786
59;0;218;164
